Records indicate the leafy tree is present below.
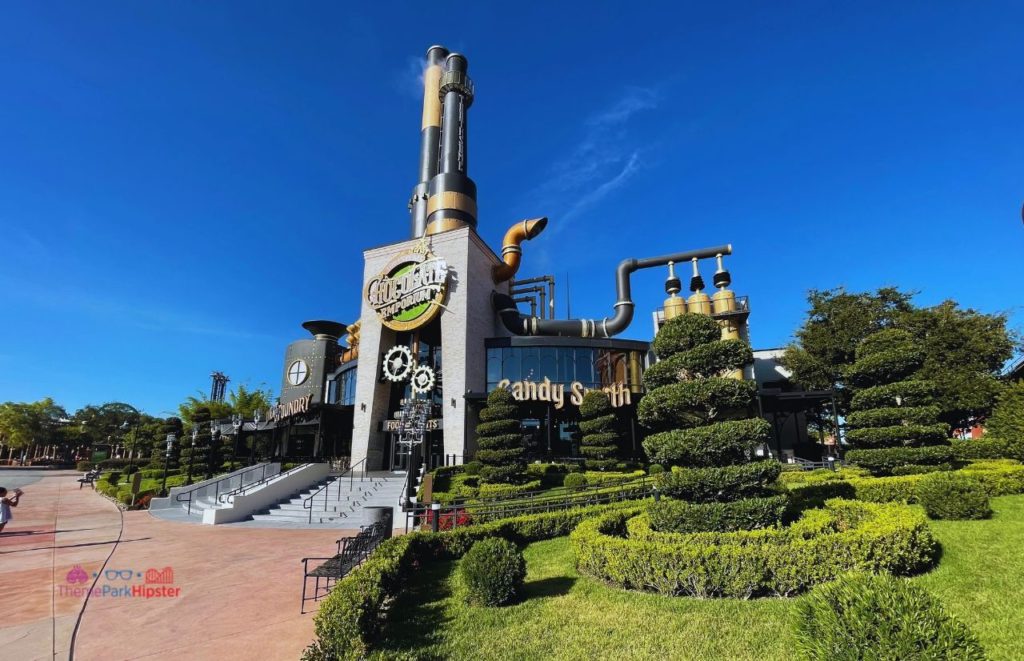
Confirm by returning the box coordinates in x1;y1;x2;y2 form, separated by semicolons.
638;314;785;532
578;391;619;470
228;384;274;419
843;329;950;475
178;394;233;428
783;287;1017;430
0;399;69;458
475;388;524;483
986;382;1024;445
900;301;1016;430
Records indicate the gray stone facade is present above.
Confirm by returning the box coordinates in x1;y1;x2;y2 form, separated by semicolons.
350;227;509;470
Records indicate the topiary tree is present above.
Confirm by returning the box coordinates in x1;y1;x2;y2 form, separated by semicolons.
148;417;182;470
986;381;1024;446
579;390;619;471
844;329;951;475
475;388;524;484
638;313;785;533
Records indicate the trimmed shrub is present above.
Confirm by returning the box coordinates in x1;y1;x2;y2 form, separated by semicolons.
643;418;772;467
917;472;992;520
793;573;985;661
656;461;782;502
563;473;588;489
477;480;541;499
651;314;722;358
579;391;619;470
462;461;483;477
304;499;647;660
642;339;753;388
850;380;936;411
845;446;955;476
571;499;937;599
952;437;1023;462
76;460;93;471
476;388;524;483
648;463;665;475
890;463;953;476
107;471;122;486
845;405;942;429
638;378;758;431
648;494;790;533
458;538;526;606
844;424;949;448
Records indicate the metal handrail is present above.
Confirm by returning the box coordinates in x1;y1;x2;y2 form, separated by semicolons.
303;459;367;524
174;462;275;515
217;462;309;503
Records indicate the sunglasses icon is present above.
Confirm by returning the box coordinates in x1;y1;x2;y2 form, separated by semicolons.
105;569;134;580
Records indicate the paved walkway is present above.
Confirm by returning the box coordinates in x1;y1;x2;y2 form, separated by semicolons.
0;471;368;660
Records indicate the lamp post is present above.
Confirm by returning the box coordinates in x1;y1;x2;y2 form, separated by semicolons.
209;422;221;479
160;433;176;497
231;414;242;470
121;419;140;476
186;426;198;485
249;410;262;464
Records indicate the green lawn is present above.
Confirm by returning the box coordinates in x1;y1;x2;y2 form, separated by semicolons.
374;495;1024;660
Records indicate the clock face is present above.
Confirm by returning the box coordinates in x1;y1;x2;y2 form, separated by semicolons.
286;359;309;386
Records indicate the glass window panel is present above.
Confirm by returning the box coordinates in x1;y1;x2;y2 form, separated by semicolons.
503;347;520;382
575;348;594;386
540;347;557;381
558;348;574;383
486;348;501;383
522;347;539;381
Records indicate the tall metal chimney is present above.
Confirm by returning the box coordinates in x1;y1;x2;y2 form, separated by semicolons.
425;52;477;236
409;45;449;238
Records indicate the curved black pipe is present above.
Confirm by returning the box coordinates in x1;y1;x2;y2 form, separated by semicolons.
493;244;733;338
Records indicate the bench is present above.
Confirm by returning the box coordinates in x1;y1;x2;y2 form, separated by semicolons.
78;468;102;490
300;521;387;613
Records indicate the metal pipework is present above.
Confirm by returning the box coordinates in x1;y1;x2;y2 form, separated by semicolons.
512;274;556;318
493;217;548;282
426;53;478;236
409;45;449;238
493;244;733;338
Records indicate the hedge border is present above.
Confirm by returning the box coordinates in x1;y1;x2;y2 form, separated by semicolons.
571;499;937;599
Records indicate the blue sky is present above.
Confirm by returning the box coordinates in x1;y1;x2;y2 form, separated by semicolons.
1;2;1021;415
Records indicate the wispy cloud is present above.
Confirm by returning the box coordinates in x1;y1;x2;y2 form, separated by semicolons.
394;55;425;101
536;86;659;231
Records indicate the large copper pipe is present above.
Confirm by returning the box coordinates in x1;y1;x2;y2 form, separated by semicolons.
492;217;548;283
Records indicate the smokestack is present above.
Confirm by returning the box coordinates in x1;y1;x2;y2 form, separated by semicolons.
409;45;449;238
301;320;348;344
425;52;477;236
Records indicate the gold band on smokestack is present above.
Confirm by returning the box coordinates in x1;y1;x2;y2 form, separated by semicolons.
492;217;548;282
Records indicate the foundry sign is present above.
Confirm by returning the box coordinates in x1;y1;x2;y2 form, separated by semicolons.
267;394;311;423
496;378;633;409
367;243;448;331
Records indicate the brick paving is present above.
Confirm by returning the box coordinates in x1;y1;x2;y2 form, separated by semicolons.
0;471;368;661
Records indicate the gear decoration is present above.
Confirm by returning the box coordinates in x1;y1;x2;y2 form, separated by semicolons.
410;365;436;394
383;345;414;382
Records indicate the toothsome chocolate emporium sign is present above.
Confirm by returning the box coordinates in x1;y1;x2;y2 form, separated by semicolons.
366;241;449;331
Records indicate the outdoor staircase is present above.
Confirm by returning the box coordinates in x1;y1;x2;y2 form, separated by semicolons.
249;471;407;526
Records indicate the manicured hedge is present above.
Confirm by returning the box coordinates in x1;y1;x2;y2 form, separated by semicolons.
571;499;937;599
952;437;1023;461
844;446;954;476
850;380;935;410
637;378;758;431
793;572;985;661
643;418;772;467
647;494;790;533
844;423;949;448
845;405;942;429
304;499;649;660
656;460;781;502
916;472;991;520
788;461;1024;508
